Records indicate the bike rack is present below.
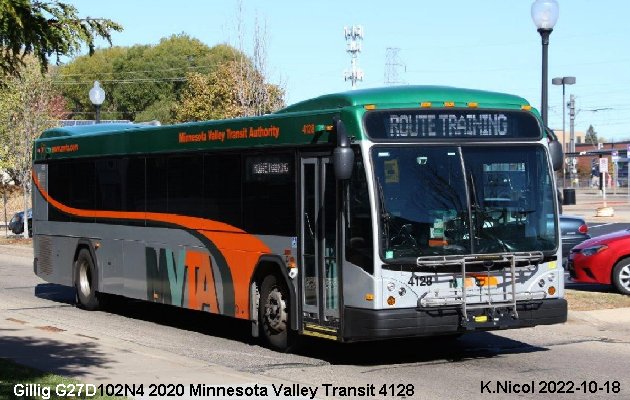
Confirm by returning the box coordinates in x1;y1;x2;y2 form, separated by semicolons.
416;252;546;328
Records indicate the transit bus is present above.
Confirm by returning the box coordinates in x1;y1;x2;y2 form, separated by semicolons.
32;86;567;351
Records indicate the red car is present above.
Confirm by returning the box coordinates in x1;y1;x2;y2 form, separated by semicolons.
568;229;630;295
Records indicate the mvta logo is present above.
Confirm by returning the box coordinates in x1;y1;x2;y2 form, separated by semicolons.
145;247;220;313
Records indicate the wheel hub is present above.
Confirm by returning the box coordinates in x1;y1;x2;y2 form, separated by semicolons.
79;262;92;297
264;288;287;332
620;265;630;290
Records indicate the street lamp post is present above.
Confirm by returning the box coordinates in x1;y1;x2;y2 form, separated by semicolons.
552;76;575;188
531;0;559;127
89;81;105;124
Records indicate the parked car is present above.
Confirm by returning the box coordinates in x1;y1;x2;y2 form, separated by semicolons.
559;214;590;264
567;229;630;295
8;209;32;237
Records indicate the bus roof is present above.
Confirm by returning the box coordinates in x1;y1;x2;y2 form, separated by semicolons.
34;86;538;160
276;85;531;114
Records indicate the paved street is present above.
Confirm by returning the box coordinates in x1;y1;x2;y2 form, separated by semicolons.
1;245;629;399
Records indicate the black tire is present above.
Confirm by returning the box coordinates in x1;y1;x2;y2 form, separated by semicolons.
259;274;293;351
74;248;100;310
612;259;630;295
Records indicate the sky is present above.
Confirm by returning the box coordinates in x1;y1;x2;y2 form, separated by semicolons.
63;0;630;142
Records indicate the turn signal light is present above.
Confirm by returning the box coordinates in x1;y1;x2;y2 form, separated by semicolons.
387;296;396;306
365;293;374;301
548;286;556;296
474;315;488;323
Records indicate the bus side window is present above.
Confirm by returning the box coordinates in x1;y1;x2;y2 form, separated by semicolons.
204;154;242;227
242;153;296;236
345;155;374;274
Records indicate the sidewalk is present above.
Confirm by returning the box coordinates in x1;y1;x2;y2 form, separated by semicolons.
562;189;630;223
0;314;284;386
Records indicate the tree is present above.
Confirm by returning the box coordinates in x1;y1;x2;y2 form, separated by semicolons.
0;0;122;77
585;125;598;146
56;35;245;123
173;61;284;122
0;57;63;237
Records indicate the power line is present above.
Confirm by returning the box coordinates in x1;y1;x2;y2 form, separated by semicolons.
52;77;186;85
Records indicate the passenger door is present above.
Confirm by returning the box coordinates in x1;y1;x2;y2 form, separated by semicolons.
300;156;341;338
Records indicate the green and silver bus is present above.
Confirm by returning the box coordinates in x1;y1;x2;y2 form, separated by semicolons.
32;86;567;351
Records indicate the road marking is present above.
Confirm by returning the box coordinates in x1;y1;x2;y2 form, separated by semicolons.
589;222;616;229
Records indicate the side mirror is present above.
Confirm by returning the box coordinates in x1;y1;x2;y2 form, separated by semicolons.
548;139;564;171
333;119;354;180
545;127;564;172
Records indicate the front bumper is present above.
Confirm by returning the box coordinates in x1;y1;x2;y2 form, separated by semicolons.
567;256;610;284
343;298;567;341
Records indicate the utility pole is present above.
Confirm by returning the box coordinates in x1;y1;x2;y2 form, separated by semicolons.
344;25;364;89
569;94;576;187
384;47;405;85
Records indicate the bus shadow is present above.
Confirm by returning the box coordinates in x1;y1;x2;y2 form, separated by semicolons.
33;283;255;345
99;293;256;345
293;332;548;366
34;283;76;304
33;283;548;367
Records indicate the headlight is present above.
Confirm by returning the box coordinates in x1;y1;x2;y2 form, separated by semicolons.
580;245;608;257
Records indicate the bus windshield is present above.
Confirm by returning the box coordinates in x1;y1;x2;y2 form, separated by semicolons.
372;145;557;260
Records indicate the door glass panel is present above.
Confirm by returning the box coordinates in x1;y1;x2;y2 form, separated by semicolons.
302;162;318;308
323;162;338;313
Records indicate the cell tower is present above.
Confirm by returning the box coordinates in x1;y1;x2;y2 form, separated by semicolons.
343;25;364;89
384;47;406;85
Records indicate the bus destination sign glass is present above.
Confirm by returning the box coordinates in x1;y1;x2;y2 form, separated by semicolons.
365;110;540;140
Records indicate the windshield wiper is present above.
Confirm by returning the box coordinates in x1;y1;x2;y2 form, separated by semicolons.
465;169;482;252
376;177;391;250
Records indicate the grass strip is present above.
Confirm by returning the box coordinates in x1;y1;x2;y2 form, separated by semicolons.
0;358;125;400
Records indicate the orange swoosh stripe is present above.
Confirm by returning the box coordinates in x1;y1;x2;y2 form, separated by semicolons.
32;169;272;320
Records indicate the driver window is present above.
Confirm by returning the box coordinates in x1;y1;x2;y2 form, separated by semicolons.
345;154;374;274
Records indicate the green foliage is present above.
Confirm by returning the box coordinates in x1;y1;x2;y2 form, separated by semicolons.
56;34;249;123
135;98;175;123
0;0;122;77
55;46;127;120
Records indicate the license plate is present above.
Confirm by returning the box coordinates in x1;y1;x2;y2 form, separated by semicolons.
450;276;498;288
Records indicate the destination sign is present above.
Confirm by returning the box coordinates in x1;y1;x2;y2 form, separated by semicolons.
365;110;540;140
246;155;293;183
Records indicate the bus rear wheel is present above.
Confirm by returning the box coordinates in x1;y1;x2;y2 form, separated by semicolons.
75;248;100;310
259;274;293;351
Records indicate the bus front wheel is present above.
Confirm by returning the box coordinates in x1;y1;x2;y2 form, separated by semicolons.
259;274;293;351
74;248;100;310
